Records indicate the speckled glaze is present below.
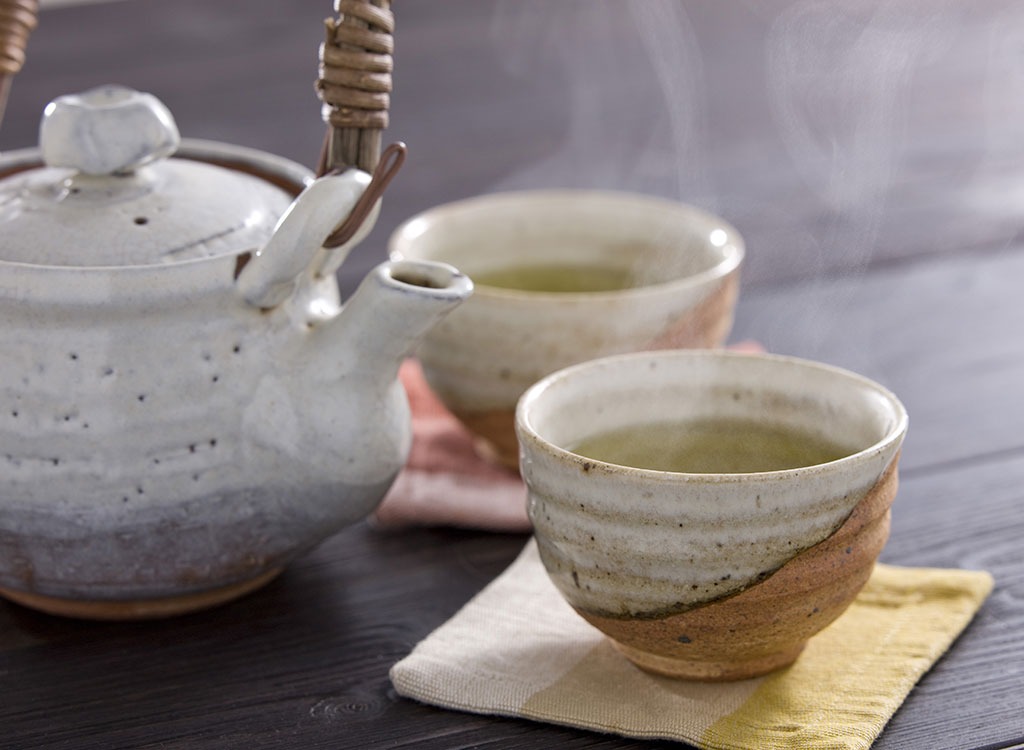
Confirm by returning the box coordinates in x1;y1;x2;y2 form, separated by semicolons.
516;350;907;680
389;190;743;469
0;88;473;618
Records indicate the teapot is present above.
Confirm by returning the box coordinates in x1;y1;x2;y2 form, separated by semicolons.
0;86;472;619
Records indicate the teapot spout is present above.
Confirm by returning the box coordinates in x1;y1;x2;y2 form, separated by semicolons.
322;259;473;382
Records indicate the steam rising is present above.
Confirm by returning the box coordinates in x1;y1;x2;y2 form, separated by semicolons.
766;1;958;273
489;0;708;202
484;0;984;365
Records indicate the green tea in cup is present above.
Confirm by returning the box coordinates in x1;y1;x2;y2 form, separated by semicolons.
471;263;636;293
569;417;854;474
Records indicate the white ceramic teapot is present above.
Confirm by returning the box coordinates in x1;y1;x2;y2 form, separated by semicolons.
0;86;472;619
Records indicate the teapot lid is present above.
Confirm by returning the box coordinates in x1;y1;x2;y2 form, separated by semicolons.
0;86;299;268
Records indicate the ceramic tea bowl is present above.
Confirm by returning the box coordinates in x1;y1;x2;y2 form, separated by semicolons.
516;350;907;681
389;190;743;469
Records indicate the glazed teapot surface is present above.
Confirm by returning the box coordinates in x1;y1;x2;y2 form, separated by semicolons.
0;87;472;619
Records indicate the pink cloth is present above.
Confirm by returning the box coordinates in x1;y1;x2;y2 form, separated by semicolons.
373;342;765;531
372;359;530;531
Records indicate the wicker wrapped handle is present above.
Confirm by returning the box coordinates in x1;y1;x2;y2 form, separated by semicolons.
0;0;38;128
316;0;393;174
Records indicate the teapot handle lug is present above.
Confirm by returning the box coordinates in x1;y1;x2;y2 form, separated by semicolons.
235;169;373;310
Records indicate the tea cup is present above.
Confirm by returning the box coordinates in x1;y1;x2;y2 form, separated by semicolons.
389;189;743;469
515;350;908;681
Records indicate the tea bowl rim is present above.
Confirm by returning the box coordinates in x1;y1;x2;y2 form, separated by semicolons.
515;349;909;482
388;188;744;303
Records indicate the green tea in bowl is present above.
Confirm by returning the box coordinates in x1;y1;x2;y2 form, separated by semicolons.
471;263;637;293
568;417;854;474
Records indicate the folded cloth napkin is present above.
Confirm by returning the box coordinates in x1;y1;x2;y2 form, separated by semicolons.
390;539;994;750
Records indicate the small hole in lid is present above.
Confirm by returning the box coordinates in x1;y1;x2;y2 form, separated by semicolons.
134;217;149;226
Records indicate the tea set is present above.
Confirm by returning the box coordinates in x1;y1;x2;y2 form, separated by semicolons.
0;69;905;684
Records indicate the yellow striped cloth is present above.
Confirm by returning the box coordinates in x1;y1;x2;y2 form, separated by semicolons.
390;539;993;749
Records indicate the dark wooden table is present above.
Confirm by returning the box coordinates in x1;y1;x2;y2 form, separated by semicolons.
2;1;1023;748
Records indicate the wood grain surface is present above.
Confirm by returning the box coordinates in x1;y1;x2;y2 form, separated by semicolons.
1;1;1023;748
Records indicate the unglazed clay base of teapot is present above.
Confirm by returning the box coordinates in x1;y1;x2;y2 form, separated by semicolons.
0;86;472;619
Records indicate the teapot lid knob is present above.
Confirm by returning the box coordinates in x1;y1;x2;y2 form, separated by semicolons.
39;85;180;175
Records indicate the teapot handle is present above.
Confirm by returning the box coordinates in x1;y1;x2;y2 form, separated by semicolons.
313;142;406;279
235;143;406;310
235;169;374;310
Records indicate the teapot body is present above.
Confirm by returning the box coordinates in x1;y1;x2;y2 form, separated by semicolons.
0;89;473;618
0;143;420;618
0;253;412;617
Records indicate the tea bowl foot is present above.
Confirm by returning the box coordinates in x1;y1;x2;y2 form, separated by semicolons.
0;567;283;620
611;639;805;682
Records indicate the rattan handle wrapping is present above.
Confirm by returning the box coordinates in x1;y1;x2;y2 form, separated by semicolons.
316;0;393;174
0;0;38;128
